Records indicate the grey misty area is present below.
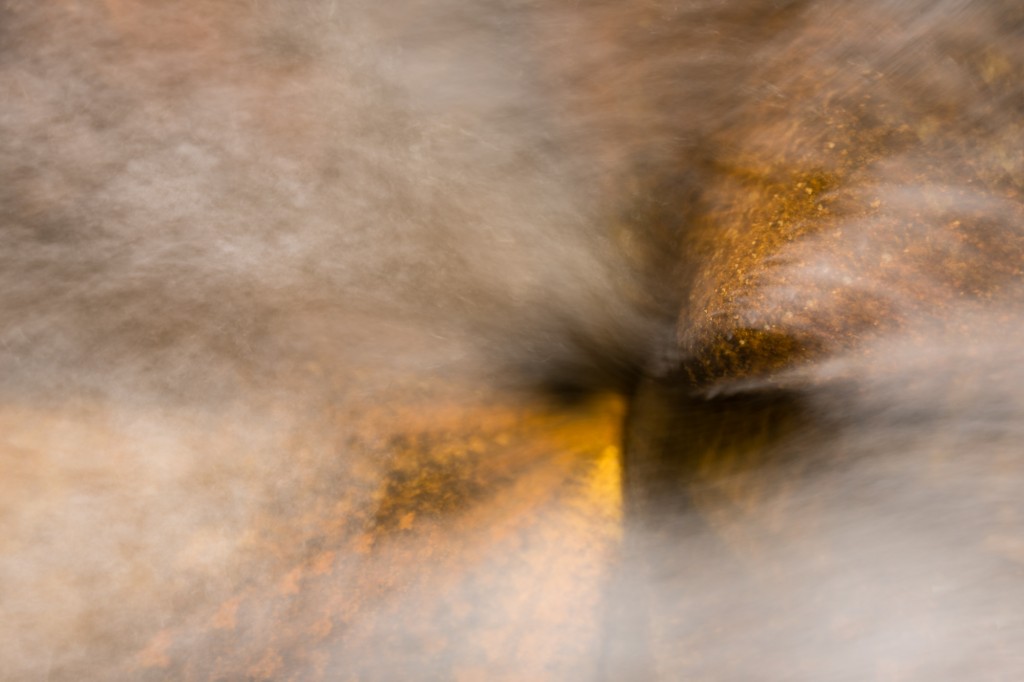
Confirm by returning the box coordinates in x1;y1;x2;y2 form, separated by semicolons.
1;1;1023;681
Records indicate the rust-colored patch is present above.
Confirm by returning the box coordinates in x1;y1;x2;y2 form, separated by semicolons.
310;550;336;576
277;566;304;596
137;629;173;669
210;596;242;631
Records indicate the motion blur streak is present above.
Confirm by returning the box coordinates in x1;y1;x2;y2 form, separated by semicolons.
0;1;1022;680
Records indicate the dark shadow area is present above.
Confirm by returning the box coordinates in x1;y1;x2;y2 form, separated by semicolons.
622;379;815;521
602;376;831;680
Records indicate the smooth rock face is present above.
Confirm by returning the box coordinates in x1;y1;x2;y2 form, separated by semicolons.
1;1;1022;681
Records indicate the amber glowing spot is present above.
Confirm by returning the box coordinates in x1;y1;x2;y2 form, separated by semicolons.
590;445;623;522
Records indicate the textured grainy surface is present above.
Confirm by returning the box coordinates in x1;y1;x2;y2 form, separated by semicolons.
1;1;1022;680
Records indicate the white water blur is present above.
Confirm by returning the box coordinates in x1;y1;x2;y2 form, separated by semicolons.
1;1;1022;680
